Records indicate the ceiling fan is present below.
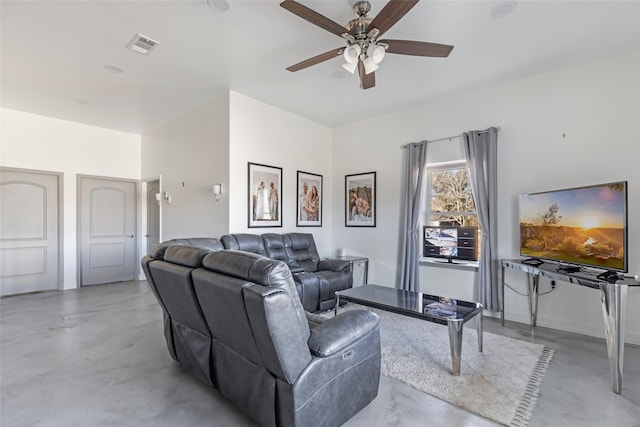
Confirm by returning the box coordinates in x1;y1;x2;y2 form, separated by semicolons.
280;0;454;89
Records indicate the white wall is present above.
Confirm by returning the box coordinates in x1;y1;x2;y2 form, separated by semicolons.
4;51;638;344
0;108;141;289
228;92;334;255
332;50;640;344
141;94;230;240
139;90;334;254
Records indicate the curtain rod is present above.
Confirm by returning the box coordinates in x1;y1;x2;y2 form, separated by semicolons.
401;127;501;148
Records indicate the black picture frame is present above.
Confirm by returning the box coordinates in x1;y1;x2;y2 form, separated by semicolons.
248;162;282;228
296;171;323;227
345;171;376;227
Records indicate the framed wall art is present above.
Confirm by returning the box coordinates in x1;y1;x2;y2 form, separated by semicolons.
345;171;376;227
248;162;282;228
297;171;323;227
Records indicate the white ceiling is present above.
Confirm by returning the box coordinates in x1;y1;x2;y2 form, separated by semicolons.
2;0;639;134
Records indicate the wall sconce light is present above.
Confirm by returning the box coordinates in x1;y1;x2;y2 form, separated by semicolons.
163;191;172;204
213;184;222;201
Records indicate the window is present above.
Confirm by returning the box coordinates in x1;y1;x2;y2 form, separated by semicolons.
425;162;478;228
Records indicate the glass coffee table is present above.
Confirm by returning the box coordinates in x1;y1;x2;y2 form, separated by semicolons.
335;284;483;376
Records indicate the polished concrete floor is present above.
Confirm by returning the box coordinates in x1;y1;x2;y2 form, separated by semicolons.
1;281;638;427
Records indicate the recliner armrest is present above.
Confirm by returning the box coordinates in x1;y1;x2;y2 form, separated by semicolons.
317;259;350;272
307;310;379;357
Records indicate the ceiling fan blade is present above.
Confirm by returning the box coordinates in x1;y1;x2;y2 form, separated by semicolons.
286;47;343;72
367;0;419;38
358;60;376;90
280;0;349;37
380;39;454;57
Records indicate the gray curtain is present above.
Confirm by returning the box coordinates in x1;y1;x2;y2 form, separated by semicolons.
463;127;499;311
399;141;428;292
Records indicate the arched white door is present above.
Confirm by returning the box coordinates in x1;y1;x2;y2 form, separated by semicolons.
79;176;137;286
0;169;61;296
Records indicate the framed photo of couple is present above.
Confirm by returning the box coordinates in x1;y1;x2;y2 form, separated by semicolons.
296;171;322;227
248;162;282;228
345;171;376;227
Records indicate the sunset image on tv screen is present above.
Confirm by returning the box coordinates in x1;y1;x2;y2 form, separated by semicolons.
519;182;626;271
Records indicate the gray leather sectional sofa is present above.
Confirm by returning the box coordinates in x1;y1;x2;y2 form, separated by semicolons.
151;233;353;313
141;243;381;427
221;233;352;312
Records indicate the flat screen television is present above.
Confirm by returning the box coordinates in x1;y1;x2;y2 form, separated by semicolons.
519;181;628;273
423;226;478;262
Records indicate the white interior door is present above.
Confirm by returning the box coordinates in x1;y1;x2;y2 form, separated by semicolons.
146;180;160;255
79;177;137;286
0;169;60;296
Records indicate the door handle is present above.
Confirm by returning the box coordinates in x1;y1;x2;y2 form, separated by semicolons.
126;234;134;238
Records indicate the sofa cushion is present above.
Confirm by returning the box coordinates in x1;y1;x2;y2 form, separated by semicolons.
147;250;213;386
308;310;379;357
163;246;209;268
244;285;313;383
284;233;320;272
192;265;264;367
150;238;223;259
201;250;308;333
179;238;225;252
148;259;210;337
195;250;312;386
221;233;267;256
141;255;177;361
262;233;296;266
290;273;321;312
203;250;284;283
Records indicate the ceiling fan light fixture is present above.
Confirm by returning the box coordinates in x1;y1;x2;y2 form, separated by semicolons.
367;44;385;64
280;0;454;89
362;56;378;74
343;44;361;64
342;61;358;74
207;0;231;13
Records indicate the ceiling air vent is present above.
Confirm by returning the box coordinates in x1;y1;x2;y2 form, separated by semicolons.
127;33;159;55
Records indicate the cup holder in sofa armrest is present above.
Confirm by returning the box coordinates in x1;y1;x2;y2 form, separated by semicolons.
307;310;380;357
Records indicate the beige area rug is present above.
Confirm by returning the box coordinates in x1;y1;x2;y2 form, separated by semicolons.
324;305;553;427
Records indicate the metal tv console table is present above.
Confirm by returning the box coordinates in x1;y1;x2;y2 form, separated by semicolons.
500;259;639;394
335;284;483;376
